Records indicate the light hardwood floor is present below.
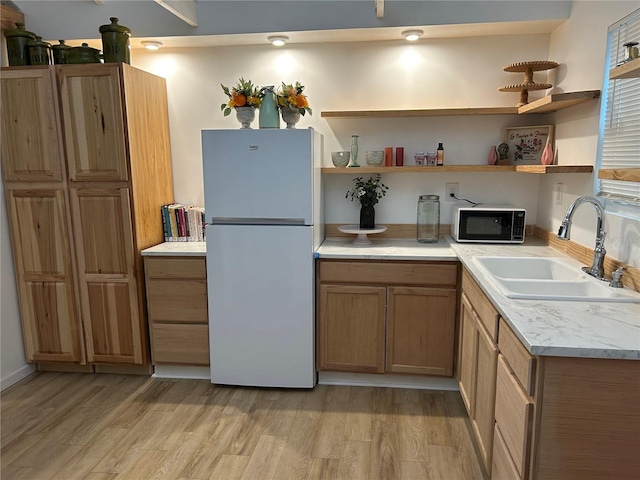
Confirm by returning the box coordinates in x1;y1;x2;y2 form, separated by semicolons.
1;372;486;480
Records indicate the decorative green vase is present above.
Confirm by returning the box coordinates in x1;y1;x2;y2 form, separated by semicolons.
27;36;51;65
52;40;72;64
259;86;280;129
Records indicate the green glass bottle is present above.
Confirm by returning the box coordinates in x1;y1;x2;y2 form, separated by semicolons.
259;86;280;129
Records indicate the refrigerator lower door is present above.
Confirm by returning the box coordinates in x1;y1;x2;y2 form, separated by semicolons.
207;224;315;388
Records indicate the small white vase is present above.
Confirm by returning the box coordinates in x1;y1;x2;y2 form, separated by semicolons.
281;108;301;129
235;106;256;129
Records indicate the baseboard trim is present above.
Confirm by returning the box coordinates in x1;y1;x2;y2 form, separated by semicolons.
1;364;37;392
153;365;211;380
318;371;459;391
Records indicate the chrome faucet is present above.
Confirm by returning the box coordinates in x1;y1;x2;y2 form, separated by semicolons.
557;196;607;280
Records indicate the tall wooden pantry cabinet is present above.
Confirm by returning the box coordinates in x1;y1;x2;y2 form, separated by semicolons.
1;64;174;371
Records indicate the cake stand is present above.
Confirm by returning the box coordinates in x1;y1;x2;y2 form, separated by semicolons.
338;225;387;246
499;60;559;107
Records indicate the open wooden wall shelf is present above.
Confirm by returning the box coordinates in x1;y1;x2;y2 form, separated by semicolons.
609;57;640;80
321;90;600;118
322;165;593;174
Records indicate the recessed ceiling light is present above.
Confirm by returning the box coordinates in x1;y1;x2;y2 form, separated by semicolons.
401;30;423;42
142;41;163;51
268;35;289;46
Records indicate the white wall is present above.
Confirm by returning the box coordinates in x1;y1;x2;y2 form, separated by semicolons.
133;34;551;226
540;1;640;266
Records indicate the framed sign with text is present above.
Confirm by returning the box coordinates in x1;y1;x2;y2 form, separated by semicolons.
503;125;554;165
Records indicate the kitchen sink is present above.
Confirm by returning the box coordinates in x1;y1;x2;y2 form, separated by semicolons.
472;256;640;303
473;256;583;281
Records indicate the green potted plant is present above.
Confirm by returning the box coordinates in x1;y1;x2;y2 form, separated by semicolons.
220;78;264;128
345;174;389;229
276;81;312;128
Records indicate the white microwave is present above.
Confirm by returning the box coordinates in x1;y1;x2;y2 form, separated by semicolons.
451;205;526;243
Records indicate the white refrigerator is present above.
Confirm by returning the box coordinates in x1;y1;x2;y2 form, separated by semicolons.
202;128;323;388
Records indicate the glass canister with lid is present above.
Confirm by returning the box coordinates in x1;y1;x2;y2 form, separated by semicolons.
417;194;440;243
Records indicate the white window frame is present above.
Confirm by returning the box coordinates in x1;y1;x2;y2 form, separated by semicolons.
594;9;640;220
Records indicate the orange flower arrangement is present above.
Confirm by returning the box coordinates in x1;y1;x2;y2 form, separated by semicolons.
220;78;263;116
276;81;312;116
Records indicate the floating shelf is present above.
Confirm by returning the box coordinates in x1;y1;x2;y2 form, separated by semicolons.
517;90;601;114
321;107;518;118
598;168;640;183
609;57;640;80
322;165;593;174
321;90;600;118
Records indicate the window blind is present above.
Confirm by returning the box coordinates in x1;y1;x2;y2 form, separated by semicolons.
598;9;640;205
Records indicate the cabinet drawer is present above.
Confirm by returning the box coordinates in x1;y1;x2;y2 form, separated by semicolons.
492;424;522;480
145;257;206;280
498;318;536;396
319;260;458;287
495;354;533;480
151;323;209;365
146;279;208;323
461;268;499;341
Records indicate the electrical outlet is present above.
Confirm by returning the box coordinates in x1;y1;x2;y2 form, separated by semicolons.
556;182;564;206
445;183;459;202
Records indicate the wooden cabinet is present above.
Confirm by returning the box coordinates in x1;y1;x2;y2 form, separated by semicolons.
457;268;500;474
144;256;209;366
318;260;458;377
1;64;174;369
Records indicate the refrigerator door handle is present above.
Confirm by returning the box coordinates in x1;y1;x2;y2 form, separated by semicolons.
208;217;307;226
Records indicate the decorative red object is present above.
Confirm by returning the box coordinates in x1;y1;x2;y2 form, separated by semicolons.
395;147;404;166
541;142;554;165
384;147;393;166
488;145;498;165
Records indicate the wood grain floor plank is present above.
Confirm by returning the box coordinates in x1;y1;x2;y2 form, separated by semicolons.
52;428;130;480
17;442;85;478
429;445;469;480
1;465;35;479
370;421;401;480
83;474;118;480
184;386;235;434
240;434;286;480
400;461;432;480
372;387;395;423
222;387;260;416
307;458;340;480
310;386;350;459
179;415;244;479
296;383;329;419
395;402;429;462
422;392;455;446
0;433;44;467
337;440;370;480
114;449;167;480
393;388;422;405
442;391;487;480
150;378;203;412
209;454;250;480
344;386;374;441
272;416;320;479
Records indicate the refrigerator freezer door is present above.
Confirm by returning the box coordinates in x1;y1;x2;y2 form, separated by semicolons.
202;129;314;225
207;224;315;388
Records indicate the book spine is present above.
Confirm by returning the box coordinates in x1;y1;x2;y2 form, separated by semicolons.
161;205;168;242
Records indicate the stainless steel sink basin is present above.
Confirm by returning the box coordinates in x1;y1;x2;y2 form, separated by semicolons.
472;256;640;303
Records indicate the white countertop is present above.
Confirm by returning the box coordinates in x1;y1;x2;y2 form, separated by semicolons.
316;237;457;260
317;236;640;361
141;242;206;256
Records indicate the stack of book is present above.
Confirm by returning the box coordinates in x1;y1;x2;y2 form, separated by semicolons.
161;204;206;242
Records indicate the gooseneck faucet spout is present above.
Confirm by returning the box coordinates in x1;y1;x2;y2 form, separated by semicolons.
557;196;607;280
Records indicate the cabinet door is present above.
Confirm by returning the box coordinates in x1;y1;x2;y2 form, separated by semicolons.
458;293;478;416
473;319;499;473
1;67;63;182
318;284;386;373
58;65;128;182
386;286;457;376
70;187;143;364
5;188;83;363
